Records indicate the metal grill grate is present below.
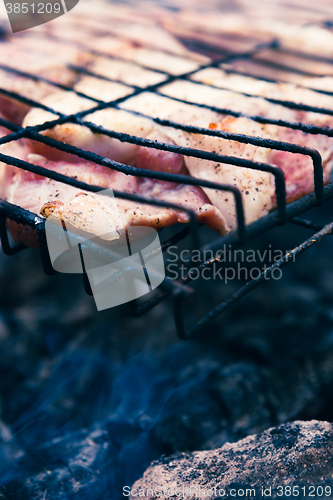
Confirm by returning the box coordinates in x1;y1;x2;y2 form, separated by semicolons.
1;8;333;339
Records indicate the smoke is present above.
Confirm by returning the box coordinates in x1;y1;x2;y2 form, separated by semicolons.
0;343;228;499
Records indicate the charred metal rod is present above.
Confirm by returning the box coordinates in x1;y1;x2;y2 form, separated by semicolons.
175;220;333;339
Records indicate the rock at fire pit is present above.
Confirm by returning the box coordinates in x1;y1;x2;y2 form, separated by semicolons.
131;420;333;499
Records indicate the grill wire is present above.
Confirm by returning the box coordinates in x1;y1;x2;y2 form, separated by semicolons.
1;16;333;339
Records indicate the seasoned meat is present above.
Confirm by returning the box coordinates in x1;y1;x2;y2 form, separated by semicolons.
2;152;226;244
0;39;93;124
22;83;333;234
2;2;333;247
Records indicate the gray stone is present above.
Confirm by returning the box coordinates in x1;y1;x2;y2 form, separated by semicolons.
131;420;333;499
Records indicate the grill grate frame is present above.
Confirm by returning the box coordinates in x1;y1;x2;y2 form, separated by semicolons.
1;13;333;338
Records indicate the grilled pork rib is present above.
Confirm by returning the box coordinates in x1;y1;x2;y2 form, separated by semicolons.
1;9;333;246
20;82;333;235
